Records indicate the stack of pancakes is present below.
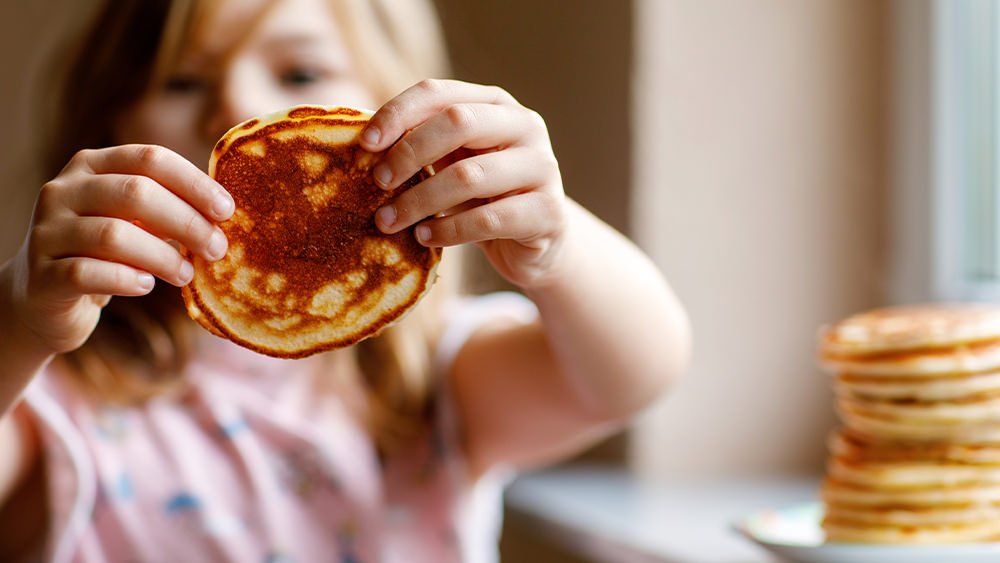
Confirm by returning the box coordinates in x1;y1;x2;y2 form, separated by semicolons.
819;304;1000;543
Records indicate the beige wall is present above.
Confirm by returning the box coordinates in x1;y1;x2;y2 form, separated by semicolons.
433;0;633;232
0;1;89;260
631;0;889;478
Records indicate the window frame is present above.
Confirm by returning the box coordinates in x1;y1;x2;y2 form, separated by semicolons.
894;0;1000;303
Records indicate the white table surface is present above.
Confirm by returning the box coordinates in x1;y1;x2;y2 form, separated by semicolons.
504;465;820;562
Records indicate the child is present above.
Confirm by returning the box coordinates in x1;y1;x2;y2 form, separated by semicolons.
0;0;691;561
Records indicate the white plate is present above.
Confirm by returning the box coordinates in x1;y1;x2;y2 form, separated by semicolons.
734;502;1000;563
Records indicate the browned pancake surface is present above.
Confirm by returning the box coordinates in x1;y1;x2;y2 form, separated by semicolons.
184;106;440;357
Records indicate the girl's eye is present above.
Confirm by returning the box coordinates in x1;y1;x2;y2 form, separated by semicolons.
280;68;326;86
163;75;206;94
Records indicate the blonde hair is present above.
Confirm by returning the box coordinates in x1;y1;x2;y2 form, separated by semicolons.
45;0;461;450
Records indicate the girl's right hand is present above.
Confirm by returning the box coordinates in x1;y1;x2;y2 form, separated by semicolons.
4;145;234;355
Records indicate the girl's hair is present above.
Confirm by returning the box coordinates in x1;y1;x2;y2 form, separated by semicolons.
43;0;459;450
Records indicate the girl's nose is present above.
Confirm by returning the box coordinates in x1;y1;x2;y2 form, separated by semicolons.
201;63;271;141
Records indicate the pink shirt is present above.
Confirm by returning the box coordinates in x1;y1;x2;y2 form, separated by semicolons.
23;293;536;563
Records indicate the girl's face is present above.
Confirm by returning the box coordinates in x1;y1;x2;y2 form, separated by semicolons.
115;0;377;168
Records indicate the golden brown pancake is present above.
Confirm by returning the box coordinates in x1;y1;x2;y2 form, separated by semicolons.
834;371;1000;402
182;105;441;358
821;514;1000;544
838;393;1000;428
828;429;1000;465
835;400;1000;443
820;303;1000;358
821;340;1000;378
827;457;1000;489
826;502;1000;527
822;477;1000;507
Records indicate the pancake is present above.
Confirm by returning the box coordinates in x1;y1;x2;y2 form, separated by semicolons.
820;303;1000;358
821;340;1000;377
825;503;1000;527
821;477;1000;507
821;516;1000;544
836;401;1000;443
182;105;441;358
837;394;1000;427
834;371;1000;402
827;457;1000;489
828;429;1000;465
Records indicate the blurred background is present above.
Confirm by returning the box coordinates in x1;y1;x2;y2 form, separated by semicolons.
5;0;990;561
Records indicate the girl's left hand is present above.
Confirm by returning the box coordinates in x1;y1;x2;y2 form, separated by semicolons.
360;79;567;290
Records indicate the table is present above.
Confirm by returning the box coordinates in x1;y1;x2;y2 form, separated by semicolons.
504;465;820;562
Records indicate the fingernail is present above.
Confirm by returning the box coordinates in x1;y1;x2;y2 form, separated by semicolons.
374;164;392;189
137;272;155;292
179;261;194;284
212;191;235;219
362;125;381;146
207;229;227;260
377;206;396;229
415;224;431;243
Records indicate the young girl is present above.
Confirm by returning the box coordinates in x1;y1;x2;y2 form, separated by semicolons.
0;0;690;561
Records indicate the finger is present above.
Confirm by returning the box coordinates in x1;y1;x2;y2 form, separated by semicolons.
376;147;557;233
412;192;564;247
68;174;227;261
372;103;546;191
360;79;519;152
44;257;156;298
51;217;194;287
69;145;235;222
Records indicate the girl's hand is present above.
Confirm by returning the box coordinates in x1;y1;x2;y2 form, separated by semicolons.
4;145;234;355
361;79;567;290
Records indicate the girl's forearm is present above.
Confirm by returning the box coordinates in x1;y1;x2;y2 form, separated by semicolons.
0;260;54;417
523;201;691;420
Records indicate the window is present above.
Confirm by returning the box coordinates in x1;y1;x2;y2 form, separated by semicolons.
899;0;1000;302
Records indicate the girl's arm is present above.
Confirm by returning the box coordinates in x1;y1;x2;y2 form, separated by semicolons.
0;407;38;511
0;261;51;508
450;202;690;476
0;262;56;417
362;79;691;476
0;144;232;503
